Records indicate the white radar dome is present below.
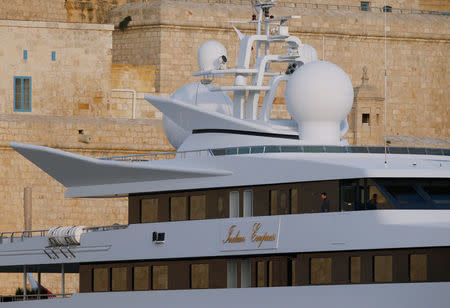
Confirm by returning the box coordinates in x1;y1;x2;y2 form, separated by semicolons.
298;44;318;64
163;83;233;149
285;61;354;145
198;40;228;71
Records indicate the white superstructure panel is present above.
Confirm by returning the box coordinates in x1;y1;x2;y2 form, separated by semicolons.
1;210;449;267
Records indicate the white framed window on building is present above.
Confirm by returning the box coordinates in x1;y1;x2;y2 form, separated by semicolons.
14;76;32;112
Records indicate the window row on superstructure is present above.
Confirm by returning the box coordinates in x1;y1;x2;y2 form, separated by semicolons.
128;178;450;224
79;247;450;293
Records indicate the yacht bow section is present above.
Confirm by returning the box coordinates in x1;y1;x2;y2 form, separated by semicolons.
0;210;449;268
10;142;232;197
10;142;450;198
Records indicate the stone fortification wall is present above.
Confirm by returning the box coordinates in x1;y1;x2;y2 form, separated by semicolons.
109;0;449;144
1;0;448;24
0;20;113;117
110;64;161;119
0;0;67;22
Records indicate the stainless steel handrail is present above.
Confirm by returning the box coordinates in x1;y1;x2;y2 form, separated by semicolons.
0;293;72;302
0;224;128;244
98;149;213;162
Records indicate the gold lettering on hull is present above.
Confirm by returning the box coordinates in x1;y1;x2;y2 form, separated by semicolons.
222;225;245;243
222;223;276;248
251;222;276;248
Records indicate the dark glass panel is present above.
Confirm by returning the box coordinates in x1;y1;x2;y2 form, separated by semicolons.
349;146;369;153
23;78;30;111
225;148;238;155
264;146;281;153
280;146;302;153
14;78;22;110
384;185;425;208
211;148;226;156
389;147;409;154
238;147;250;154
422;185;450;208
251;146;264;154
324;146;347;153
408;147;426;155
426;148;443;155
368;147;385;154
303;146;325;153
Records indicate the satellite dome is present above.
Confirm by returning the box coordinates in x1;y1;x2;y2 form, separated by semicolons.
198;41;228;71
163;83;233;149
298;44;318;64
285;61;354;145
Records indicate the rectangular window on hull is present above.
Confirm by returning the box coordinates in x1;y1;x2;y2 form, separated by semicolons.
270;190;290;215
374;256;393;282
257;261;267;287
291;189;299;214
191;264;209;289
229;191;239;218
133;266;149;291
111;267;128;291
243;190;253;217
227;261;237;288
170;197;187;221
152;266;168;290
410;254;427;282
93;268;108;292
240;260;251;288
141;199;158;223
190;195;206;220
310;258;332;284
350;257;361;283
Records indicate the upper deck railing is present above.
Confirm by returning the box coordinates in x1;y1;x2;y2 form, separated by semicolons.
97;145;449;162
0;224;128;244
0;293;72;303
174;0;449;16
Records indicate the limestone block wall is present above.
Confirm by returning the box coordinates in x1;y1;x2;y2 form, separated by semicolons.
0;0;67;22
109;0;450;146
110;64;162;119
0;114;172;295
274;0;450;12
0;20;114;117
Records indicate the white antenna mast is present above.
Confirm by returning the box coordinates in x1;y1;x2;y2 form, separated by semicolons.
383;0;388;167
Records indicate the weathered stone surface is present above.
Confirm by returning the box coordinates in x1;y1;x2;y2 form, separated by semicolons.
0;20;114;117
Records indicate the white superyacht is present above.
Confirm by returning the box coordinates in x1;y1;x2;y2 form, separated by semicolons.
1;1;449;306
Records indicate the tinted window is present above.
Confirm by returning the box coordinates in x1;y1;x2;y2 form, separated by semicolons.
280;146;302;153
408;147;426;155
384;185;425;208
264;146;280;153
389;147;409;154
349;146;368;153
325;146;347;153
368;147;385;154
225;148;237;155
426;148;443;155
422;185;450;209
251;146;264;154
303;146;325;153
238;147;250;154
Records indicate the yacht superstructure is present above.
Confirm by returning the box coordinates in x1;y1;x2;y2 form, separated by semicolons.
1;1;449;307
